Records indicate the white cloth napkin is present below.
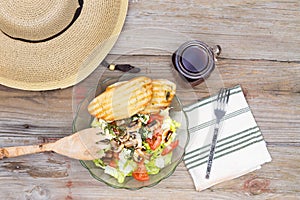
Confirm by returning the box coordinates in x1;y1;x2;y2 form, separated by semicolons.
183;85;272;191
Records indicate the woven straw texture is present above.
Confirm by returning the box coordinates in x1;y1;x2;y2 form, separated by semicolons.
0;0;128;91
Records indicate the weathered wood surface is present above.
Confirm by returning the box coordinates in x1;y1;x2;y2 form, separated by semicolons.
0;0;299;199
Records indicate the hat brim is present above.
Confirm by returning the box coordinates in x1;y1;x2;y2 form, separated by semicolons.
0;0;128;91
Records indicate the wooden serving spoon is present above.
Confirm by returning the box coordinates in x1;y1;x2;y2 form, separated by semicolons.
0;128;109;160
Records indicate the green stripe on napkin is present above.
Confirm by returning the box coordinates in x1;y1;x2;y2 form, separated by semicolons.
184;126;263;170
188;107;251;133
184;126;260;158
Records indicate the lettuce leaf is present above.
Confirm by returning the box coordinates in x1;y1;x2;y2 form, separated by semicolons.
163;152;173;165
145;152;173;174
118;149;137;176
93;158;106;169
104;165;126;183
145;159;160;175
162;118;181;133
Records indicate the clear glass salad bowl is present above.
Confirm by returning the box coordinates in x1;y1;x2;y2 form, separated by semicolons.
72;77;189;190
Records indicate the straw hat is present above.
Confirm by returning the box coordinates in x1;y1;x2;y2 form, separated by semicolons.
0;0;128;91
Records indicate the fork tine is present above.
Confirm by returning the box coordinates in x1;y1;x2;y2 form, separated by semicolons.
221;89;226;103
219;88;230;104
217;88;223;101
225;89;230;103
216;88;224;109
218;88;226;103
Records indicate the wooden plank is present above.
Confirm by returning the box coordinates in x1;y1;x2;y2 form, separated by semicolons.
0;146;298;199
0;56;299;143
0;87;73;136
109;0;300;61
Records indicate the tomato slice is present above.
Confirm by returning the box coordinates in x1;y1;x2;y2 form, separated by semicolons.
146;134;162;150
148;114;164;124
132;162;149;181
161;140;179;156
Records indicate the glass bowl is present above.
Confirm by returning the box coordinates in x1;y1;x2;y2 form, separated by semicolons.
72;77;190;190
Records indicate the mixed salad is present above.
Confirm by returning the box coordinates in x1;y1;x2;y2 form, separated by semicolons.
91;108;180;183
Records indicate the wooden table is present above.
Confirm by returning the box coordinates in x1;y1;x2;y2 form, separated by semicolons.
1;1;299;199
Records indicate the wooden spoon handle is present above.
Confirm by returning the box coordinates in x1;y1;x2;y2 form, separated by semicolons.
0;143;53;159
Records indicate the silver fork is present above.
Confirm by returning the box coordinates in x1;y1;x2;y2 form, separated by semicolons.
205;88;230;179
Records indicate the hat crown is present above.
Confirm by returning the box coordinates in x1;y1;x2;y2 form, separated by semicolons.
0;0;79;41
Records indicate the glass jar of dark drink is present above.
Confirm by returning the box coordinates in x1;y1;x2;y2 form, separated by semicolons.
172;40;221;86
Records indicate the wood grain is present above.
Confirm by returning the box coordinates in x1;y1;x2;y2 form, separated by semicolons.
0;0;299;199
112;0;300;61
0;146;298;199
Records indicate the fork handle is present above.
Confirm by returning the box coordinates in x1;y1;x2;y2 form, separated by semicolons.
205;124;220;179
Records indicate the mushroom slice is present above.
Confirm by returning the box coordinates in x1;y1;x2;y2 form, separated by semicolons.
124;139;138;148
136;148;152;160
133;149;144;163
118;132;130;143
110;139;124;152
